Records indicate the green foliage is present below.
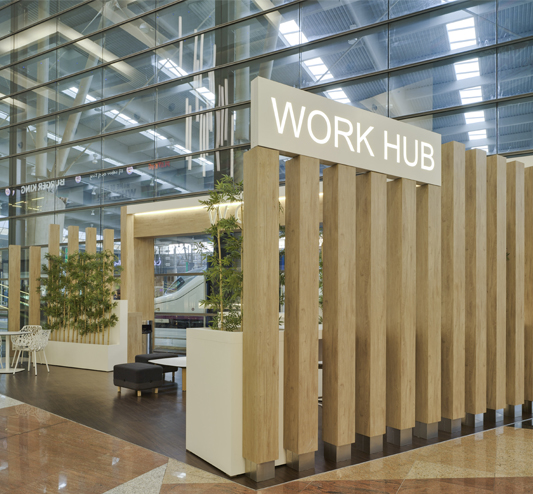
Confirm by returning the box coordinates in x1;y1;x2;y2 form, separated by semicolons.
197;176;244;331
38;250;122;340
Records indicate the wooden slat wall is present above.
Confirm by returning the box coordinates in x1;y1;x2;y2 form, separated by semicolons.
103;229;114;253
68;226;79;255
133;237;155;321
322;164;356;454
355;172;387;449
284;155;320;465
486;155;507;413
441;142;466;426
48;224;60;340
28;246;41;326
415;185;441;427
85;227;97;254
8;245;21;333
242;146;280;467
465;150;487;417
506;161;525;408
525;167;533;404
121;206;135;303
386;178;416;437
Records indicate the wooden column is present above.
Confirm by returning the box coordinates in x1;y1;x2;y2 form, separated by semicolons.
133;237;154;321
284;155;319;471
525;167;533;409
48;224;60;340
322;164;356;462
506;160;525;418
242;146;279;481
386;178;416;446
414;185;441;439
8;245;21;333
440;141;465;433
85;227;97;254
120;206;135;304
28;246;41;326
486;155;507;421
68;225;79;255
355;171;386;454
464;149;487;427
103;229;114;253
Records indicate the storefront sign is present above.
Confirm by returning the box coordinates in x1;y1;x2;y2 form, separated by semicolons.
251;77;441;186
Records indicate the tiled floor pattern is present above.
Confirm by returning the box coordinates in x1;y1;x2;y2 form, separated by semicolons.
1;392;533;493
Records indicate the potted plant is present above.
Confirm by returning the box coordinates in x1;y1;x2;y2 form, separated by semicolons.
186;176;287;476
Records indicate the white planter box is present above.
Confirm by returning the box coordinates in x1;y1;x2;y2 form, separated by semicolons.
186;327;286;476
45;300;128;372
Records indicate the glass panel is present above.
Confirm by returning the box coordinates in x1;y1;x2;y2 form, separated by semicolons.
404;104;496;154
55;207;103;240
14;116;57;154
498;40;533;99
56;101;103;144
155;234;210;273
0;213;7;249
13;2;60;30
0;5;12;39
101;206;121;237
389;50;496;117
104;89;155;133
0;98;11;128
498;97;533;155
156;73;215;121
56;69;103;111
0;37;13;69
104;14;156;61
155;32;215;84
498;0;533;42
56;172;102;211
0;127;9;157
154;153;215;197
156;1;216;44
8;175;70;216
12;84;57;124
155;112;215;159
390;0;461;18
154;275;206;313
100;162;156;204
300;26;388;88
12;51;57;93
102;126;155;166
154;315;205;350
54;138;103;177
13;19;58;56
389;2;496;68
309;75;388;117
100;0;156;28
0;159;8;188
0;68;11;96
59;1;107;38
104;51;156;97
302;0;388;42
15;148;56;184
57;36;103;79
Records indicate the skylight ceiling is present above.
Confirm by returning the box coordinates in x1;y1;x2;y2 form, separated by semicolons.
453;58;480;80
446;17;477;50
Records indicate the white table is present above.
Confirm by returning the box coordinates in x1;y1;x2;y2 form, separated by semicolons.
0;331;25;374
149;357;187;390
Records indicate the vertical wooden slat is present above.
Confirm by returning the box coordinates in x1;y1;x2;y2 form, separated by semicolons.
8;245;21;333
121;206;135;304
465;149;487;422
28;246;41;326
85;227;98;344
440;141;465;432
415;185;441;438
242;146;280;476
133;238;154;322
506;161;525;413
68;225;79;255
284;155;319;470
386;178;416;446
322;164;356;461
102;229;115;345
355;171;386;453
486;155;507;416
48;224;60;340
525;167;533;405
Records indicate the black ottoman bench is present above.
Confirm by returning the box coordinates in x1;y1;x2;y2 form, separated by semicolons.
114;363;165;397
135;353;181;382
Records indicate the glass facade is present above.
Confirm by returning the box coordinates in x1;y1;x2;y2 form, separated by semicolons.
0;0;532;337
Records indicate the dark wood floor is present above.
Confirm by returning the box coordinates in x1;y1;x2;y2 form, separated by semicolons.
1;364;531;491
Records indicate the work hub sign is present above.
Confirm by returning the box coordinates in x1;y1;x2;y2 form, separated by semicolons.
251;77;441;186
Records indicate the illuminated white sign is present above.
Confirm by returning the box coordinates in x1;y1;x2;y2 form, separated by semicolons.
251;78;441;186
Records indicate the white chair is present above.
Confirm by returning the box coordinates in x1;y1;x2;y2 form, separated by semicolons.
31;330;51;375
12;325;41;373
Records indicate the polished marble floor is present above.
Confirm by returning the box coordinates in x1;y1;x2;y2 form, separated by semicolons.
1;392;533;493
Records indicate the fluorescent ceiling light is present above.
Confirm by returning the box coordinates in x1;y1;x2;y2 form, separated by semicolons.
62;87;97;104
446;17;476;50
459;86;483;104
325;88;350;104
473;145;488;152
453;58;480;80
465;110;485;124
280;20;308;47
304;57;333;81
468;129;487;140
140;129;167;141
106;109;138;126
157;59;188;79
190;87;215;105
